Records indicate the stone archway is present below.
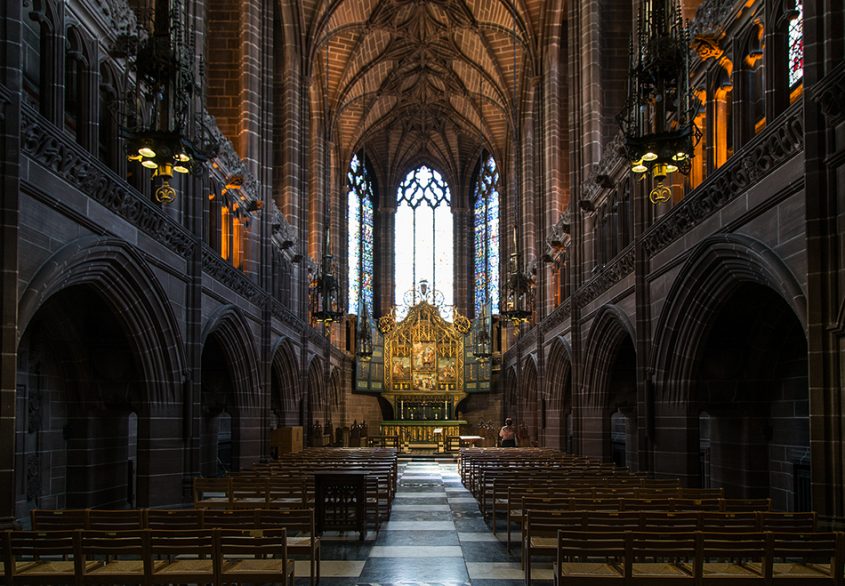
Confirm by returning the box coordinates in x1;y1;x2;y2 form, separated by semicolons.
16;237;186;514
582;305;637;465
521;356;539;446
545;336;573;452
270;338;299;427
651;235;809;508
200;306;260;475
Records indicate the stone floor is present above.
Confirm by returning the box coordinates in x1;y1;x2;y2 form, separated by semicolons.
301;459;551;585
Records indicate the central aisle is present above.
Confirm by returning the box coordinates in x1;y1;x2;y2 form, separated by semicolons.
306;458;552;585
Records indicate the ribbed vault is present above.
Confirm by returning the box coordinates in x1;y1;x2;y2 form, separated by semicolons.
305;0;545;191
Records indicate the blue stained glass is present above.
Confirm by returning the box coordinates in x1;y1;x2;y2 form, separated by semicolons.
347;153;374;316
473;155;500;316
788;0;803;88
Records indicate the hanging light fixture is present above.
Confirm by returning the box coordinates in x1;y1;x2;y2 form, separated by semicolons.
310;41;344;326
118;0;214;204
499;21;534;326
472;303;492;362
618;0;700;204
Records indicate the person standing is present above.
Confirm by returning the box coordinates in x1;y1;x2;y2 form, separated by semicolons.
499;417;517;447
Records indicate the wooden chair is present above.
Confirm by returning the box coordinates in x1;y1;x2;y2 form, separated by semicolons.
259;507;321;586
145;509;204;530
524;510;586;584
626;531;699;585
763;531;843;584
699;511;758;533
30;509;88;530
78;529;149;584
758;511;816;532
86;509;145;531
230;477;269;509
218;528;294;586
4;529;95;585
722;498;772;512
202;508;258;529
688;531;767;585
192;477;231;509
267;477;308;508
553;530;626;586
147;529;217;585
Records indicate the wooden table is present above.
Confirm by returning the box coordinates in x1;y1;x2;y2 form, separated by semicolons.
459;435;484;447
313;471;368;541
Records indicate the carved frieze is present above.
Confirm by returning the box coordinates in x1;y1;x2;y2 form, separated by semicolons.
20;107;196;258
201;246;261;301
689;0;734;40
573;246;636;309
271;299;305;334
540;300;572;333
642;104;804;257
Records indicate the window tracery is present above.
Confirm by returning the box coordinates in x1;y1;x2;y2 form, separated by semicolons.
347;153;374;316
473;155;499;316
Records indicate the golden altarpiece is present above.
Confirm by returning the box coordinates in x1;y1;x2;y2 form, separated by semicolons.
373;301;473;444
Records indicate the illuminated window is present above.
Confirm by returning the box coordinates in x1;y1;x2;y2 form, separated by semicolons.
788;0;803;88
394;165;453;319
347;153;374;316
473;155;499;316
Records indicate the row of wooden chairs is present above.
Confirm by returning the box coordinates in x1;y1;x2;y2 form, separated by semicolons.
553;529;843;585
523;509;817;583
30;507;318;585
504;494;774;545
1;527;294;586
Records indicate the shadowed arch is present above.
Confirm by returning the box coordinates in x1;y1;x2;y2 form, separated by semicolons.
583;305;636;408
545;336;573;410
201;306;261;411
18;236;186;408
651;234;806;404
270;337;300;418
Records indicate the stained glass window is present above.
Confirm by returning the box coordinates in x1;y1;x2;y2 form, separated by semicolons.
347;153;374;316
394;165;453;320
788;0;803;88
473;155;500;316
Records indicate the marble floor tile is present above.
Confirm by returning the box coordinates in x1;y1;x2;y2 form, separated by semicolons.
368;545;463;558
394;491;445;498
466;562;526;580
457;532;500;542
358;557;469;583
446;497;478;504
374;530;459;547
294;560;366;578
388;510;455;522
381;520;456;531
460;541;516;562
391;504;451;511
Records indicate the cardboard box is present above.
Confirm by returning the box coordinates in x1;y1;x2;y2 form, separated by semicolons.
271;426;303;455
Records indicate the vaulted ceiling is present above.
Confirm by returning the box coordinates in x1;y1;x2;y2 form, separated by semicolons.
304;0;550;196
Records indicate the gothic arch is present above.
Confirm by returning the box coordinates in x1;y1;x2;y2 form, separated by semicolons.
270;337;299;418
582;305;636;408
201;305;261;411
18;236;186;408
545;336;573;409
651;233;806;404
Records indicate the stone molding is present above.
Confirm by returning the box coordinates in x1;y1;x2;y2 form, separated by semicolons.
201;245;261;301
20;105;196;258
642;102;804;257
271;299;304;334
689;0;735;40
540;299;572;333
573;245;636;310
811;62;845;126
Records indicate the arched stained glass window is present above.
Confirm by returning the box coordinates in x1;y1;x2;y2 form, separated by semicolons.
788;0;803;88
394;165;453;320
473;155;500;316
347;153;374;316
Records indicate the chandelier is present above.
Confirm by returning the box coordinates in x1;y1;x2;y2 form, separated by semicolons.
310;42;343;327
356;301;374;361
499;20;534;326
618;0;700;204
116;0;213;204
472;304;492;362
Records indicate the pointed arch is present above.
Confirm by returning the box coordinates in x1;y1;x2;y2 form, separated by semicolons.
18;236;186;408
582;305;636;408
651;234;806;405
545;336;573;410
270;337;300;418
202;306;261;411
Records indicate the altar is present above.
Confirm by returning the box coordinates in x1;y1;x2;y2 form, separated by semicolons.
373;299;473;449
